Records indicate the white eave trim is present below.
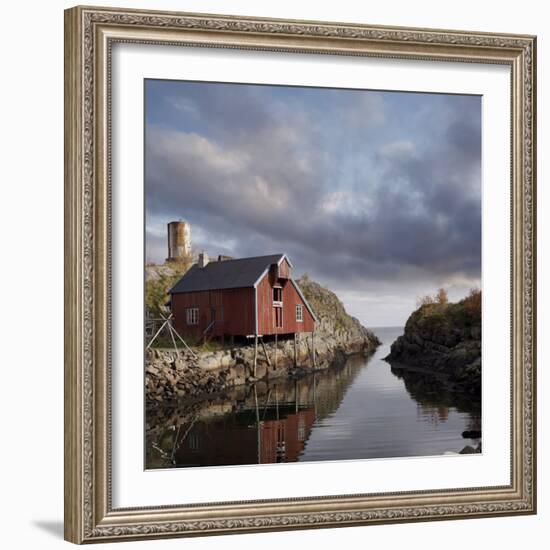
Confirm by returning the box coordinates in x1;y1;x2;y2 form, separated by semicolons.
290;278;318;323
278;253;294;268
253;267;270;289
254;285;258;335
253;254;294;288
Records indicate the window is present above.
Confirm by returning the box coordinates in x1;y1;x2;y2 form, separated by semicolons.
273;286;282;303
186;307;199;325
274;306;283;328
296;304;303;323
273;285;283;328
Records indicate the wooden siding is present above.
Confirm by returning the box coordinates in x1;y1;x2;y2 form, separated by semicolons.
171;255;314;339
257;274;315;335
278;258;290;279
171;287;255;338
268;258;291;285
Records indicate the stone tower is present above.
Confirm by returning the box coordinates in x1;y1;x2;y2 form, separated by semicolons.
166;221;191;262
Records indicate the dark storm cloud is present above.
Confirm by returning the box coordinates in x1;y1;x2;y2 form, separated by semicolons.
145;81;481;323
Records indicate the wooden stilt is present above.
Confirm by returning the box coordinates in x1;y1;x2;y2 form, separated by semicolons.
275;332;278;368
168;323;197;358
167;322;179;356
260;337;272;366
156;313;197;358
145;319;169;350
253;334;258;378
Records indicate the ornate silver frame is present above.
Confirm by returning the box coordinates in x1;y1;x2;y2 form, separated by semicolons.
64;5;537;544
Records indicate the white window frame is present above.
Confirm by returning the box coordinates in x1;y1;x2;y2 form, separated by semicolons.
296;304;303;323
273;305;283;329
186;307;199;325
273;285;283;306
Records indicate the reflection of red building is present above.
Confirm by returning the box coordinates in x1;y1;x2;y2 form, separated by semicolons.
260;409;316;463
174;407;317;467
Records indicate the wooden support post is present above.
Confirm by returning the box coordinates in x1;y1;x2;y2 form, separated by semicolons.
145;319;169;350
275;333;278;368
154;313;197;358
294;333;298;367
253;335;258;378
166;319;197;359
167;322;179;356
260;337;272;367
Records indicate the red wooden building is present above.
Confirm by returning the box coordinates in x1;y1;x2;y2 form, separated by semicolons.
169;253;317;340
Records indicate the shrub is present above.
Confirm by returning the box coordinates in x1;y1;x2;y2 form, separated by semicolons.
417;294;435;307
145;273;180;318
464;288;481;320
145;261;193;318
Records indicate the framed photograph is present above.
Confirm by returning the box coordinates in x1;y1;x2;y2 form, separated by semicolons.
64;5;537;544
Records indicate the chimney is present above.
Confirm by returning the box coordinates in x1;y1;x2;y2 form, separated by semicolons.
217;255;234;262
198;251;209;268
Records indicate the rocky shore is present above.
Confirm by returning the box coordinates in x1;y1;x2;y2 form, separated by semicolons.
146;275;380;404
384;291;481;397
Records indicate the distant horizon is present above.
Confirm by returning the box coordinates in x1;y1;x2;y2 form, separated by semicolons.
145;79;481;326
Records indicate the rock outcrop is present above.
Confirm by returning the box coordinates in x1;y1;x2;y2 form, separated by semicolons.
295;275;380;351
385;292;481;397
145;338;346;404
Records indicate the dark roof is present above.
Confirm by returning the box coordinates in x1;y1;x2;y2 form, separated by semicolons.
169;254;286;294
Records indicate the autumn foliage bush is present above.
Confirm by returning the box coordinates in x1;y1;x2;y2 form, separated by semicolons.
417;287;449;307
416;287;481;325
463;288;482;320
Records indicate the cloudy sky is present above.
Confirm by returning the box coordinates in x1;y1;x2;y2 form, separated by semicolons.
145;79;481;327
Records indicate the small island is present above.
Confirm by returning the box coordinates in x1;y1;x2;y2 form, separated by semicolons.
384;288;481;397
384;289;481;453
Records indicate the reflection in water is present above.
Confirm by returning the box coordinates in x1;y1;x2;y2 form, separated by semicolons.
146;327;481;469
390;363;481;431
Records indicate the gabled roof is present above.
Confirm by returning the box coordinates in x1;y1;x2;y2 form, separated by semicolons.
169;254;287;294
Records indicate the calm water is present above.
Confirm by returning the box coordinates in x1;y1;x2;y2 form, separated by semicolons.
146;327;480;469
